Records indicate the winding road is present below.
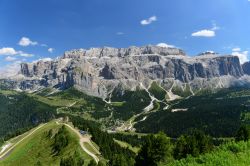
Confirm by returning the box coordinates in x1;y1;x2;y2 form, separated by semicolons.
62;123;100;163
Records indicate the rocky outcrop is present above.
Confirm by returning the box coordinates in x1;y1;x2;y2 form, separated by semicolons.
242;62;250;75
7;45;250;98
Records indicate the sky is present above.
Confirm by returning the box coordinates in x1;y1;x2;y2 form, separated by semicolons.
0;0;250;76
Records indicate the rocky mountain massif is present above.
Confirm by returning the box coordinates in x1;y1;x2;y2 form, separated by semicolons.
4;45;250;98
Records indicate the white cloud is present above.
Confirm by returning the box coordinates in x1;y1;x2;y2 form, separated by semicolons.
18;37;38;46
232;47;241;52
157;43;175;48
232;51;249;64
0;47;33;57
191;30;215;37
191;22;220;38
0;47;17;55
48;48;54;53
5;56;17;62
141;16;157;25
18;51;34;57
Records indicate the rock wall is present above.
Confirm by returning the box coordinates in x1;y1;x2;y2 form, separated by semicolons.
14;45;250;97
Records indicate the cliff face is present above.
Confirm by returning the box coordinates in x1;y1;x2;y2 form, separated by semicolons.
242;62;250;75
14;45;249;97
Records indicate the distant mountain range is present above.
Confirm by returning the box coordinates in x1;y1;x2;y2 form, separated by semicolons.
2;45;250;98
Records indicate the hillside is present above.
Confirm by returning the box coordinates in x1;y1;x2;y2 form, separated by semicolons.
135;88;250;137
0;90;56;143
169;140;250;166
0;120;101;166
1;86;250;140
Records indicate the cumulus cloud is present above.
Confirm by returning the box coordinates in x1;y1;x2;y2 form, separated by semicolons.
5;56;17;62
191;30;215;37
18;37;38;46
0;47;33;57
232;50;249;64
48;48;54;53
141;16;157;25
157;43;175;48
18;37;55;52
0;47;17;55
191;22;219;37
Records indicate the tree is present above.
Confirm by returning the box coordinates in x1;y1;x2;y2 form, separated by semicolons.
109;154;135;166
136;132;172;166
52;126;69;155
88;160;97;166
235;125;250;142
173;130;213;159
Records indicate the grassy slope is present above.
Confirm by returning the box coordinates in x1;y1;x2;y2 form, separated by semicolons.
0;90;56;140
148;82;167;101
114;139;140;154
169;140;250;166
110;88;151;120
0;121;92;166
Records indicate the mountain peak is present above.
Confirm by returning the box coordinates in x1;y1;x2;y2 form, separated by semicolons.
63;45;186;59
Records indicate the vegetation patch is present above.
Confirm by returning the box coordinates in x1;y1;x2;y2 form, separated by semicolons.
148;82;167;101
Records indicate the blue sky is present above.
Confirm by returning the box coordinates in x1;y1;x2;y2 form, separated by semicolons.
0;0;250;74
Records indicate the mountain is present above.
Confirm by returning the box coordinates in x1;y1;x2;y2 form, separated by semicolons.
2;45;250;98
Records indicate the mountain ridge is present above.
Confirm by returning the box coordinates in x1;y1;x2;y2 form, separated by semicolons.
2;45;250;98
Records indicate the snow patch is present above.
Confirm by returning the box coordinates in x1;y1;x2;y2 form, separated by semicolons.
171;108;188;112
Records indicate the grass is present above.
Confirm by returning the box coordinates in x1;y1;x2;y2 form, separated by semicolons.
0;121;93;166
115;131;148;137
30;94;77;108
83;142;99;155
114;139;140;154
148;82;167;101
110;102;126;107
0;90;18;95
90;141;100;151
0;124;46;154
